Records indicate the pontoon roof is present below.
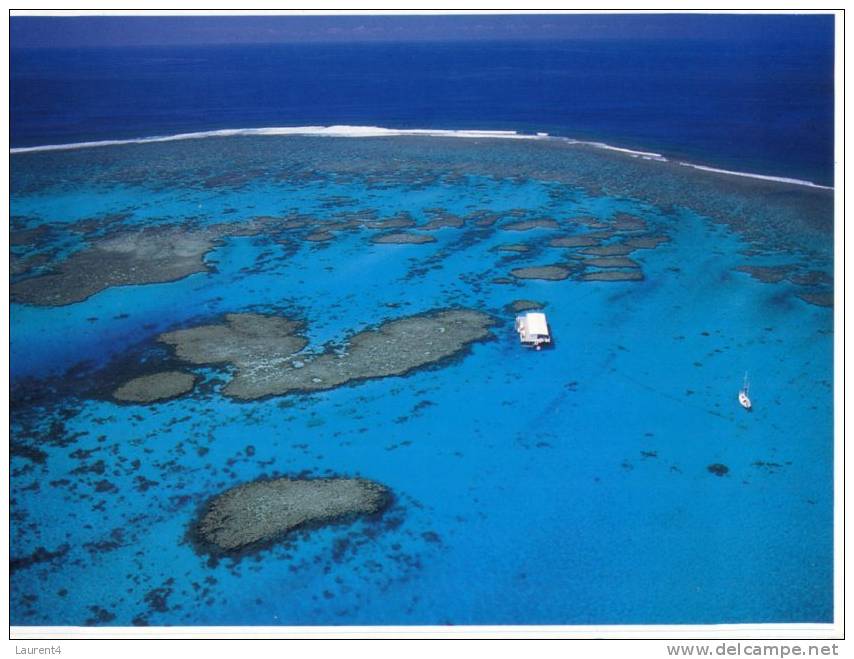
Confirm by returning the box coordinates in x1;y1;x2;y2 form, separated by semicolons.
523;312;549;335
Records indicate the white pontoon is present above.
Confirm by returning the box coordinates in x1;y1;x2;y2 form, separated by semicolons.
515;312;551;350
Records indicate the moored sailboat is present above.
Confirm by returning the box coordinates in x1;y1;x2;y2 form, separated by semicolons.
738;372;752;411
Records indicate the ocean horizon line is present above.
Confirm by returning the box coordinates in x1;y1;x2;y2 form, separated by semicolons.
9;124;834;191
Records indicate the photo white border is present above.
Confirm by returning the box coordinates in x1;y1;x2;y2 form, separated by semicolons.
3;4;846;647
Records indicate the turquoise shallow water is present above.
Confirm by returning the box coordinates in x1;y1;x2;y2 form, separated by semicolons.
10;135;833;626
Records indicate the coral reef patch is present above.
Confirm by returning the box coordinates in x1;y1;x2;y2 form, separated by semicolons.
501;219;560;231
549;235;600;248
304;230;335;242
160;309;493;400
580;270;644;282
624;235;670;249
372;232;436;244
584;257;641;269
797;291;833;308
11;223;260;307
494;243;530;253
508;299;545;313
113;371;197;403
734;264;795;284
580;243;635;257
191;477;391;556
510;266;571;281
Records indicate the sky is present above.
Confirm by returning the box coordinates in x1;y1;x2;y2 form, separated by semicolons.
9;13;835;49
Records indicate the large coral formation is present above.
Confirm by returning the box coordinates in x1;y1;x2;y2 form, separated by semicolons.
192;477;391;556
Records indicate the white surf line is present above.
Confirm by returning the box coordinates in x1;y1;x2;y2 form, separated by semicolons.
563;139;830;188
677;161;832;190
9;124;832;190
8;125;544;154
564;138;668;161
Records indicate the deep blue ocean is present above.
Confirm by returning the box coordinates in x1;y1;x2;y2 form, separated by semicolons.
10;29;835;629
11;34;834;185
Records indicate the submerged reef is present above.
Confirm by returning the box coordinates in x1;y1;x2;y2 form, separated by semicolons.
160;309;493;400
797;291;833;308
734;264;795;284
192;477;391;556
304;230;335;242
510;266;571;281
508;299;545;313
159;313;308;399
502;219;560;231
494;243;531;253
581;243;635;257
113;371;197;403
584;256;641;269
371;232;436;244
624;235;670;249
420;211;465;230
10;252;52;277
734;264;832;307
367;213;417;230
580;270;644;282
10;544;71;574
11;224;259;307
10;225;52;246
612;213;647;231
549;235;600;248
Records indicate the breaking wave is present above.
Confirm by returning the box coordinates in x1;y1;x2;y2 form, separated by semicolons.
9;125;832;190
